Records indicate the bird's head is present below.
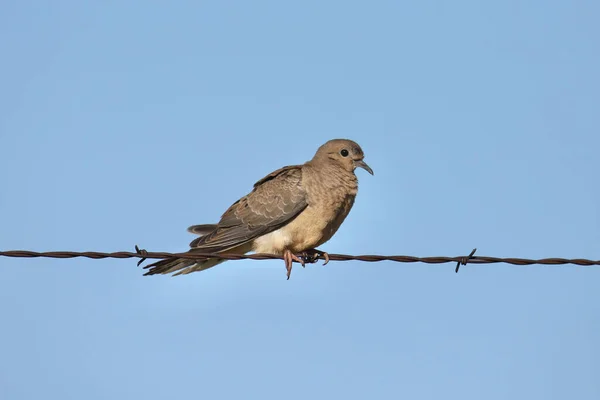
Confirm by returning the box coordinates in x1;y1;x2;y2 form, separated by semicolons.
313;139;374;175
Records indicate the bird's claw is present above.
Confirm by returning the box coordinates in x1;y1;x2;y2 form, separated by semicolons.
300;249;330;266
284;249;330;279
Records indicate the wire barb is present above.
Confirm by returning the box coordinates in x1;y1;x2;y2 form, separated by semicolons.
455;248;477;273
135;245;148;267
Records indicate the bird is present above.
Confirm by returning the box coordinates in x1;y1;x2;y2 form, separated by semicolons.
142;138;373;279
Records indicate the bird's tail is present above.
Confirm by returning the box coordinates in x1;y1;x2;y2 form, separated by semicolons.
187;224;218;235
142;223;223;276
143;256;226;276
142;242;253;277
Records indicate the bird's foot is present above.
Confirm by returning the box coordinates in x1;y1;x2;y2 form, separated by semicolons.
300;249;330;266
283;249;305;280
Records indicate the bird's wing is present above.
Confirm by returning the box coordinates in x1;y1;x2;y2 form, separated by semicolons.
188;165;307;251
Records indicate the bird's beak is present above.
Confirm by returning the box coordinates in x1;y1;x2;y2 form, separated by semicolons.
355;159;374;175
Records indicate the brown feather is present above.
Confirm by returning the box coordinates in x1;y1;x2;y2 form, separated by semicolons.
186;166;308;253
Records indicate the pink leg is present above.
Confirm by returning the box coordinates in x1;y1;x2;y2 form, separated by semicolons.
283;249;305;280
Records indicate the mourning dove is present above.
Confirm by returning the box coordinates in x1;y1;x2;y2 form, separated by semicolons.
143;139;373;279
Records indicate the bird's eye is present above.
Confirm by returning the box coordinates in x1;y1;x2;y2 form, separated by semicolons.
340;149;349;157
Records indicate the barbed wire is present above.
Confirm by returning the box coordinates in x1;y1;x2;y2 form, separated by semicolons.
1;247;599;273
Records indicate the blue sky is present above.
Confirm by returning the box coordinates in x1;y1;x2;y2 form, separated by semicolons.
1;1;599;399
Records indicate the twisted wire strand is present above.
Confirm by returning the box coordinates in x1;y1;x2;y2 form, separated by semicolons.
1;249;599;272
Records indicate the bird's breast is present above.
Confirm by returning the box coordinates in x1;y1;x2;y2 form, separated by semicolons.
252;192;356;255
